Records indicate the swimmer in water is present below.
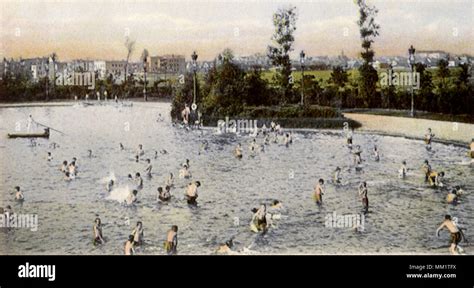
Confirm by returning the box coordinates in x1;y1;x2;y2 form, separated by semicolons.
64;172;72;181
436;215;462;255
421;160;432;182
93;218;105;245
124;235;135;255
144;159;152;178
47;152;53;161
136;144;144;157
313;179;324;206
399;161;408;178
158;185;171;202
130;221;144;246
68;161;77;177
284;133;291;147
446;189;458;205
358;182;369;214
346;128;353;146
134;173;143;190
135;155;139;163
120;143;124;150
179;164;192;179
125;190;138;205
270;200;282;209
424;128;435;149
470;138;474;159
234;143;243;159
154;151;158;159
183;159;190;168
216;239;234;254
352;145;362;165
106;179;114;192
251;204;267;232
165;173;174;187
334;167;342;184
185;181;200;205
164;225;178;255
14;186;24;201
88;149;93;158
428;171;445;187
373;145;380;161
60;160;68;173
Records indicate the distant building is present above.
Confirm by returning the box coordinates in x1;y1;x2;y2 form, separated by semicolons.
105;60;127;83
150;55;185;74
94;61;106;79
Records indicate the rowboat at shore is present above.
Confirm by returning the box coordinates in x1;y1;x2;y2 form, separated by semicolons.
7;128;50;138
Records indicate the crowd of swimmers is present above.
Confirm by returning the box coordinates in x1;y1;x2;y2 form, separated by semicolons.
6;110;473;256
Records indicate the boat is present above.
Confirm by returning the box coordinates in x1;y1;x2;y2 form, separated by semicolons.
8;128;50;139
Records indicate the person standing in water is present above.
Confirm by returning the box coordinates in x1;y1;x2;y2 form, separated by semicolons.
313;179;325;206
352;145;363;165
134;173;143;190
425;128;435;150
26;115;36;132
158;186;171;202
125;190;138;205
421;160;432;182
334;167;342;184
251;204;268;232
373;145;380;161
130;221;144;246
185;181;200;205
93;218;105;246
60;161;68;173
470;138;474;160
144;159;152;178
14;186;24;201
428;171;445;187
47;152;53;161
165;173;174;188
358;182;369;214
436;215;462;255
399;161;408;178
106;179;114;192
164;225;178;255
124;235;135;255
234;143;243;159
179;164;192;179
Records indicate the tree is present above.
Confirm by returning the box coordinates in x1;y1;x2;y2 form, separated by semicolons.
244;65;270;106
124;37;135;82
355;0;380;107
267;6;297;104
329;66;349;88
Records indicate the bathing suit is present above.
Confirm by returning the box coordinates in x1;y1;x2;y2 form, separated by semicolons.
187;195;197;205
450;232;461;245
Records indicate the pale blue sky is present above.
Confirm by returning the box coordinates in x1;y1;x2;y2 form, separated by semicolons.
1;0;472;61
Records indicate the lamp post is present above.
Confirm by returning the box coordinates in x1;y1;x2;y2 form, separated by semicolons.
191;51;198;106
300;50;305;106
143;58;148;101
408;45;416;117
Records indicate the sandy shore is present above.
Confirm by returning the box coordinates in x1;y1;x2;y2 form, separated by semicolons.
344;112;474;146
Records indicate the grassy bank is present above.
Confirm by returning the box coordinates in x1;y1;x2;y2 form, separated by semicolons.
343;108;474;124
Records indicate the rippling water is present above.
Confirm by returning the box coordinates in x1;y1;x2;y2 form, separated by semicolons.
0;102;472;255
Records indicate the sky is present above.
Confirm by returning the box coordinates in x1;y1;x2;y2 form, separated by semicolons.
0;0;472;61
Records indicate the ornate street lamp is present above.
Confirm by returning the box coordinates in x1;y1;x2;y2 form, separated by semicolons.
191;51;198;107
300;50;306;106
408;45;416;117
